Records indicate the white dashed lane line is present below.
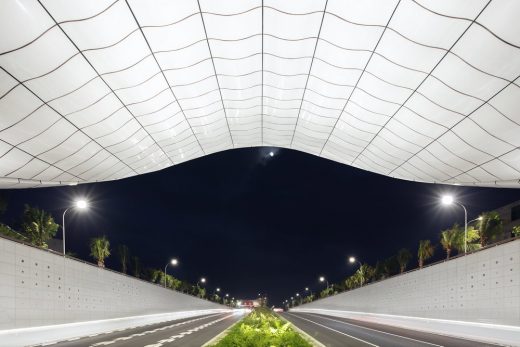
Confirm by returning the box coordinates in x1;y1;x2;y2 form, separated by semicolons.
89;313;227;346
143;314;234;347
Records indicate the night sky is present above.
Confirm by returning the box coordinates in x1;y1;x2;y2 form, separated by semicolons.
2;147;520;306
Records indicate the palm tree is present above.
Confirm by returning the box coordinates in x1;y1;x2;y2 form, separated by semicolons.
179;281;192;293
440;225;460;259
117;244;130;274
452;226;480;254
345;275;358;290
131;256;141;278
197;287;206;299
418;239;435;269
90;236;110;268
150;268;163;284
21;205;59;248
373;261;388;280
355;264;374;286
396;248;412;273
477;211;503;246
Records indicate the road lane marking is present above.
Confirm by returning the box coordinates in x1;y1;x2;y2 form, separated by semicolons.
286;312;379;347
89;313;226;346
143;314;234;347
302;313;444;347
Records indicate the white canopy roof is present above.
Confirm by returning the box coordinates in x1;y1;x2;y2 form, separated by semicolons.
1;0;519;188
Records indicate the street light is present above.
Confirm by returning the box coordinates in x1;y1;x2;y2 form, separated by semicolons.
470;216;483;224
62;199;88;255
305;286;313;297
164;258;178;288
441;195;470;254
349;256;362;268
319;276;329;289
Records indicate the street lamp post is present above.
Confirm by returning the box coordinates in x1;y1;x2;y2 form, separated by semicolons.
441;195;470;254
348;256;362;268
195;277;206;298
62;199;88;255
319;276;329;290
349;256;365;286
164;258;178;288
305;286;313;297
197;277;206;287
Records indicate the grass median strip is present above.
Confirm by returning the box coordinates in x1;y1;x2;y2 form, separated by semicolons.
209;308;313;347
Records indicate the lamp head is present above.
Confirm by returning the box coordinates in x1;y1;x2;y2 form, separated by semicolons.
171;258;178;266
319;276;325;282
348;256;356;264
441;195;454;205
200;277;206;283
75;200;88;209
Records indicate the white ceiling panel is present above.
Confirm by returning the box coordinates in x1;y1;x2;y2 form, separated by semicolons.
0;0;518;188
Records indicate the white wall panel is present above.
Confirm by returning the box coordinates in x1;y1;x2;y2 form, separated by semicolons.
292;238;520;344
0;237;226;331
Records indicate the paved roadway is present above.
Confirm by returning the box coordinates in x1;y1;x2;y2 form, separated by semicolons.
282;312;500;347
38;312;242;347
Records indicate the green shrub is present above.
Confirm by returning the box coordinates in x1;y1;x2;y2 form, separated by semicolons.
0;223;27;241
212;308;311;347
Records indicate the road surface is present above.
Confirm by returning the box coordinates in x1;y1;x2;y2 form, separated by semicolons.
37;312;242;347
282;312;499;347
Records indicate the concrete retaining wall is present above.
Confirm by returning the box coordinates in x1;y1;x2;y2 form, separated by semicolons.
0;236;229;345
291;238;520;345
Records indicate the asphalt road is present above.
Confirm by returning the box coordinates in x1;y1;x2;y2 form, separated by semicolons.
39;312;242;347
282;312;499;347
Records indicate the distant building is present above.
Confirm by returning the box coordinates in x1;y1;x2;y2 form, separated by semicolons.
493;200;520;239
236;299;261;308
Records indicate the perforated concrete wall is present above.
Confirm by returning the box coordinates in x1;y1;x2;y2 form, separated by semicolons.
294;238;520;326
0;236;225;330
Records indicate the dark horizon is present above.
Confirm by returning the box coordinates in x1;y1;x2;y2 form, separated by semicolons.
2;147;520;306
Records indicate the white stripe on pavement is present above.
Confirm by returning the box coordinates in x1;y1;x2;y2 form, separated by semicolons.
143;314;234;347
90;313;225;346
286;312;379;347
302;313;443;347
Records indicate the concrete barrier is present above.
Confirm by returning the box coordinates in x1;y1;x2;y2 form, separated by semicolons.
0;236;230;346
291;238;520;346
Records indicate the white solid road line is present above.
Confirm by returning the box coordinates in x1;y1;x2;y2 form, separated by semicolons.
302;313;444;347
286;312;379;347
89;313;225;346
